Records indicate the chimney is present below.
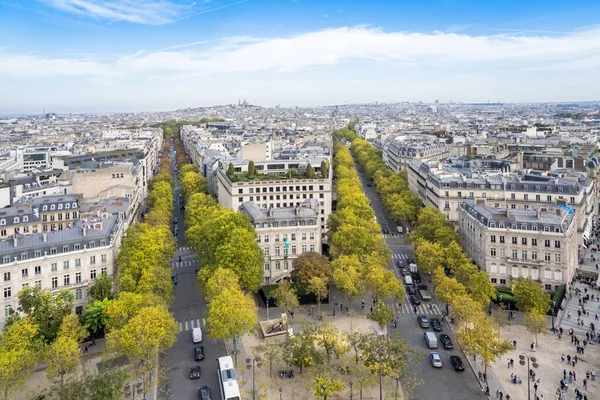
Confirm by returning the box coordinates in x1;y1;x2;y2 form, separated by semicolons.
43;231;47;242
556;208;562;216
13;235;17;247
82;225;86;236
476;199;486;206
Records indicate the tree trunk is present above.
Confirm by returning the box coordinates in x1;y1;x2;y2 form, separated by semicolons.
379;372;383;400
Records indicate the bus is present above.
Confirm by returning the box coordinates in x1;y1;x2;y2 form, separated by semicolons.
217;356;241;400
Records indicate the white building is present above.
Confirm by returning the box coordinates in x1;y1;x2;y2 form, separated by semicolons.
382;134;448;172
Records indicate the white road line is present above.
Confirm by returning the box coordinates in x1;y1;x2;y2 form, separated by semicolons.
179;322;183;332
202;318;206;327
184;320;189;331
196;319;201;329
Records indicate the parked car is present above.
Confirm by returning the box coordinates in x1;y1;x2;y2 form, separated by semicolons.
396;260;404;268
189;366;201;379
198;385;212;400
406;285;417;295
194;346;205;361
417;315;430;328
430;318;442;332
409;294;421;305
400;268;411;276
407;257;415;264
383;227;390;234
367;182;372;187
430;352;443;368
411;271;422;284
450;355;465;371
439;334;453;350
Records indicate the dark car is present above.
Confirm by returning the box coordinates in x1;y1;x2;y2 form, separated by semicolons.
367;182;372;187
439;334;453;350
189;366;201;379
417;315;430;328
198;385;212;400
430;318;442;332
411;272;422;284
383;227;390;234
174;217;178;224
171;272;178;285
396;260;404;268
194;346;205;361
407;257;415;264
406;286;417;295
410;294;421;305
400;268;411;276
450;355;465;371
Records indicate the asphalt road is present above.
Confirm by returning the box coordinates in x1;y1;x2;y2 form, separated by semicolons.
357;164;484;400
162;142;226;400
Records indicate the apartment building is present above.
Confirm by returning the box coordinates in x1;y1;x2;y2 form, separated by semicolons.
458;199;577;291
0;213;124;328
408;160;595;243
382;134;448;172
215;159;332;233
240;199;322;283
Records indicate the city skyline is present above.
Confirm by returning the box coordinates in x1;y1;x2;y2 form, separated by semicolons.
2;0;600;113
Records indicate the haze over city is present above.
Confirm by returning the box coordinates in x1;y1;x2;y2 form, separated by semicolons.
2;0;600;114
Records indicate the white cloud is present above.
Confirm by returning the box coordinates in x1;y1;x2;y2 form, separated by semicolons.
39;0;183;24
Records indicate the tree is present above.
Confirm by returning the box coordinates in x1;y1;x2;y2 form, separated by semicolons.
116;305;178;397
82;298;111;334
432;267;467;305
271;280;300;314
227;162;235;175
331;255;364;304
46;314;88;391
87;274;114;302
247;160;256;177
253;341;281;378
512;277;551;314
467;271;497;307
307;276;329;317
367;302;395;330
0;317;41;400
525;309;547;347
17;286;75;343
306;163;315;178
311;371;345;400
316;323;349;364
320;160;329;178
414;241;446;274
205;269;258;364
104;291;158;331
292;252;330;286
282;323;321;373
346;360;377;400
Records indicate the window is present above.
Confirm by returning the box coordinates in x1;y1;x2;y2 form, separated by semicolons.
291;233;296;241
544;240;550;248
500;236;505;243
310;244;315;252
75;272;81;284
3;287;11;298
511;249;518;259
521;238;527;245
4;305;12;317
544;253;551;262
521;250;528;260
301;244;307;253
500;279;507;285
90;270;97;280
264;235;269;243
75;258;81;267
531;251;538;260
3;272;10;282
524;194;528;201
491;278;498;284
63;261;69;269
555;241;561;249
264;263;270;272
90;256;96;265
275;261;281;270
101;267;107;275
35;265;41;275
555;254;561;263
63;275;70;286
301;233;307;240
309;233;315;240
283;260;289;271
490;248;496;257
499;248;505;258
491;235;496;243
511;193;515;200
274;234;280;242
275;247;280;256
52;277;58;288
291;245;297;256
75;289;82;300
34;280;41;287
21;268;28;278
512;237;517;245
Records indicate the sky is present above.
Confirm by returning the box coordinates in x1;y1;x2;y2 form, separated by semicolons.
1;0;600;114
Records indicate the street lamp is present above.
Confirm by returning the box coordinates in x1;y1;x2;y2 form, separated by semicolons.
518;353;538;400
279;387;283;400
349;381;354;400
246;356;262;400
551;301;556;332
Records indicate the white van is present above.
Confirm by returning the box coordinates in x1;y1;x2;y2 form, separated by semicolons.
192;327;203;343
403;275;413;286
424;332;438;349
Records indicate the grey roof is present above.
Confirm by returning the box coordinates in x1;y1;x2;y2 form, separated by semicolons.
239;199;319;223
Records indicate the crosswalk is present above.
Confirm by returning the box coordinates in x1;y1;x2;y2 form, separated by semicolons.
396;299;442;316
382;234;402;239
170;260;195;268
392;253;410;260
178;318;203;332
178;246;192;251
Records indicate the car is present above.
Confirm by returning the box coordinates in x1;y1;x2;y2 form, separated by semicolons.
411;272;422;284
194;346;205;361
400;268;411;276
171;272;178;285
367;182;372;187
174;217;178;224
406;286;417;295
450;355;465;371
180;205;185;210
430;352;443;368
430;318;442;331
417;315;430;328
396;260;404;268
198;385;212;400
189;366;201;379
383;227;390;234
407;257;415;264
409;294;421;305
439;334;453;350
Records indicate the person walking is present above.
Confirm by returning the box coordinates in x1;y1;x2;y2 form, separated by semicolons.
534;382;538;393
583;378;587;390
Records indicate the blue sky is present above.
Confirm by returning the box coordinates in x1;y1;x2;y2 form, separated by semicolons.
1;0;600;113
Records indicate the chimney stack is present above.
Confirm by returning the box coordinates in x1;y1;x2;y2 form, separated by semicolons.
556;208;562;216
82;225;87;236
13;235;17;247
43;231;47;242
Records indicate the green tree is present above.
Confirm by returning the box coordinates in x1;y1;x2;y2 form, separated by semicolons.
316;323;349;364
432;267;467;305
87;274;114;302
283;325;321;373
306;163;315;178
331;255;364;302
307;276;330;317
467;270;497;307
292;252;330;286
82;298;111;334
367;302;395;330
320;160;329;178
271;280;300;314
227;162;235;175
525;308;547;347
346;360;377;400
248;160;256;177
46;314;88;391
0;317;41;400
17;286;75;343
414;241;446;274
311;371;345;400
253;341;281;378
512;277;551;314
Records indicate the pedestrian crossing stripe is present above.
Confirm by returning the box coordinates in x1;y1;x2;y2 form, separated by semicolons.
170;260;195;268
178;246;191;251
392;254;409;259
179;319;202;332
381;234;402;239
396;294;442;315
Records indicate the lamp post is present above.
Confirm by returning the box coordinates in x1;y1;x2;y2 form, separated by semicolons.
279;387;283;400
551;301;556;332
246;356;261;400
519;353;538;400
349;381;354;400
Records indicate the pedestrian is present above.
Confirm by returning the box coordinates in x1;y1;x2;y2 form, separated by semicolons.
370;306;373;313
84;344;88;353
483;372;487;383
393;319;397;329
506;394;510;400
496;389;500;399
573;370;577;381
478;371;483;381
361;300;365;310
561;354;565;363
485;385;490;395
568;311;572;319
507;359;511;368
91;337;96;346
340;303;343;311
569;371;573;384
534;383;538;393
592;369;596;380
559;326;563;335
413;305;417;313
290;310;294;319
499;392;503;400
583;378;587;390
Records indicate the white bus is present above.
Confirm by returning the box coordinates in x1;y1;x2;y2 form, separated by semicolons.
217;356;241;400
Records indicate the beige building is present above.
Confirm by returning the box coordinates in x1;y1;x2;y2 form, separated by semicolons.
240;199;322;283
215;159;332;233
458;199;577;291
408;160;595;244
0;213;124;328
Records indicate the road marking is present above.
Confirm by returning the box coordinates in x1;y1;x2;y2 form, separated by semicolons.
202;318;206;327
179;322;183;332
196;319;201;329
184;320;189;331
